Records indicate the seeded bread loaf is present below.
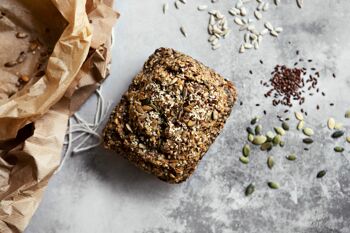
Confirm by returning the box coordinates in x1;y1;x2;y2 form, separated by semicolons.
103;48;237;183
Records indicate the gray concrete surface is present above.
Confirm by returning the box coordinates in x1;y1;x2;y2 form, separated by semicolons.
26;0;350;232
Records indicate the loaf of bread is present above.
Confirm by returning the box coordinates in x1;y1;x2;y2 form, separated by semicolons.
103;48;237;183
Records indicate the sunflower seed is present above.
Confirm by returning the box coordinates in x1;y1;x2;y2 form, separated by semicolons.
297;120;305;130
317;170;326;178
282;122;289;131
334;146;344;153
267;156;274;169
268;181;279;189
327;118;336;129
180;26;187;37
274;127;286;136
16;32;28;39
272;135;281;145
261;142;272;151
303;128;314;136
252;135;267;145
345;110;350;118
240;156;249;164
243;144;251;157
296;0;303;8
250;116;259;125
331;130;344;139
245;183;255;196
197;5;208;11
303;138;313;144
255;124;262;135
295;112;304;121
286;154;297;161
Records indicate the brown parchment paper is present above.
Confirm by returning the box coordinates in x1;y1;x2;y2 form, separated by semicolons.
0;0;118;232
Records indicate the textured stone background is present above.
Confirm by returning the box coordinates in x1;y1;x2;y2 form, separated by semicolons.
26;0;350;232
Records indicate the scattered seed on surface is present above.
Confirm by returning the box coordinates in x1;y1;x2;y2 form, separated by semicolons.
4;61;17;67
282;122;289;131
16;32;28;39
286;154;297;161
251;117;259;125
327;118;336;130
334;123;343;130
346;136;350;143
345;110;350;118
267;156;274;169
240;156;250;164
317;170;327;178
245;183;255;196
295;112;304;121
331;131;344;139
268;181;279;189
279;141;285;147
197;5;208;11
247;127;254;135
253;135;267;145
272;135;281;145
303;138;313;144
297;120;305;130
248;133;254;142
274;127;286;136
296;0;304;8
180;26;187;37
303;128;314;136
255;124;262;135
243;144;251;157
266;131;275;141
334;146;344;153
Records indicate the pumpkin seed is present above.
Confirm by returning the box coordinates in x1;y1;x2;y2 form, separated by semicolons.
334;146;344;153
266;131;275;141
272;135;281;145
295;112;304;121
246;127;254;135
282;122;289;131
243;144;251;157
303;138;313;144
279;141;285;147
331;131;344;139
274;127;286;136
345;110;350;118
286;154;297;161
334;123;343;130
297;120;305;130
327;118;336;129
248;134;254;142
255;124;262;135
250;116;259;125
268;181;279;189
303;128;314;137
267;156;274;169
316;170;327;178
245;183;255;196
240;156;249;164
261;142;272;151
252;135;267;145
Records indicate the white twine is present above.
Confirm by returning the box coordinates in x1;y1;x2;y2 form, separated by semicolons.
56;87;111;172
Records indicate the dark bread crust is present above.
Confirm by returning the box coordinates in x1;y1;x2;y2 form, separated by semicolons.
103;48;237;183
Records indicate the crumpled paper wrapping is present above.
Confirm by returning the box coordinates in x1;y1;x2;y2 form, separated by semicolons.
0;0;118;232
